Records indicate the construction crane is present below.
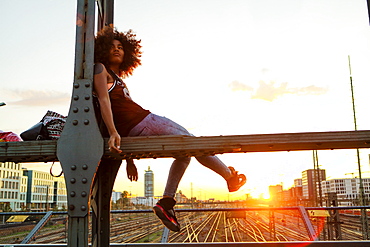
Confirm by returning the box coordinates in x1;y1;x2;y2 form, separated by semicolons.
345;171;370;178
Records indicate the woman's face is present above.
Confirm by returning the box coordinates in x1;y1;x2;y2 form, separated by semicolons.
108;39;124;65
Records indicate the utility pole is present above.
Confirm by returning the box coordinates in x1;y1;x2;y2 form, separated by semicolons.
348;55;369;239
190;182;193;208
313;150;323;207
46;185;49;212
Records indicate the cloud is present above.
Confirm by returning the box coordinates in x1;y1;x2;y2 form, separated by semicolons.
252;81;328;101
4;89;71;106
229;80;254;92
229;80;328;102
252;81;287;101
290;85;328;96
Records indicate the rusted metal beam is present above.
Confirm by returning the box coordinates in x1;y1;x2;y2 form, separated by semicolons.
107;130;370;159
0;140;57;162
1;130;370;163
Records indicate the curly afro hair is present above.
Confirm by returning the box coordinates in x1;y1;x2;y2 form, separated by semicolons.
95;26;142;77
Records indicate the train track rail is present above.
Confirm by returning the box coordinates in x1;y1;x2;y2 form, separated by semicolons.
1;208;369;244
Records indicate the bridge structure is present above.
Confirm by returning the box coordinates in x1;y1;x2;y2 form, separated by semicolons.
1;0;370;246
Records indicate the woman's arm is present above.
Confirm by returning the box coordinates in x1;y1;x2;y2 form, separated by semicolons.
93;63;122;153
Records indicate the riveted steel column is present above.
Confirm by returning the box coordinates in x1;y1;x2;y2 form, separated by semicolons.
91;158;122;247
57;0;102;247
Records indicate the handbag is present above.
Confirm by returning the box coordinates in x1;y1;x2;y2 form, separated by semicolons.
20;110;67;141
20;122;49;141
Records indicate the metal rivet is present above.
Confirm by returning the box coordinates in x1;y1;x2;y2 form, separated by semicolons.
70;178;76;184
74;83;80;88
70;191;76;197
73;95;79;101
82;164;88;170
73;107;78;113
84;95;90;100
85;82;90;87
84;107;89;112
82;178;87;184
81;205;87;211
81;191;87;197
69;205;75;210
72;120;78;125
71;165;76;170
84;119;89;125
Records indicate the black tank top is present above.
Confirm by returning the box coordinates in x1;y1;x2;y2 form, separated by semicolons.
94;70;150;137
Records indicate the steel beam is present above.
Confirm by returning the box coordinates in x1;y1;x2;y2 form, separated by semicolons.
107;130;370;159
160;227;170;243
96;0;114;30
21;211;53;244
91;158;121;247
3;130;370;163
298;206;318;241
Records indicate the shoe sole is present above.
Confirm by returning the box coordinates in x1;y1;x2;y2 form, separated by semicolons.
153;205;180;232
228;174;246;192
228;167;247;192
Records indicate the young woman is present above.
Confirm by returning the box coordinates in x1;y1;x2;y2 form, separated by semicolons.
94;26;246;232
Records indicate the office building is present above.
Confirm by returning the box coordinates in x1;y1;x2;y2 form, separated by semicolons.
322;177;370;206
0;162;23;211
144;166;154;197
302;169;326;206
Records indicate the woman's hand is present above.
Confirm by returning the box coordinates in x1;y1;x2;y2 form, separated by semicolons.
108;132;122;153
126;159;138;181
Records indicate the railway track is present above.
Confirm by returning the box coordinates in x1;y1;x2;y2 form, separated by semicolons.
1;209;369;244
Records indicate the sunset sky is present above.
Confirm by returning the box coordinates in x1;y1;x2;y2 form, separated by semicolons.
1;0;370;200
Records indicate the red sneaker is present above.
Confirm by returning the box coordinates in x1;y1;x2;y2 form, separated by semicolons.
227;166;246;192
153;197;180;232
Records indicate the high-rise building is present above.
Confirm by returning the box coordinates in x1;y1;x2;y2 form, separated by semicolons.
53;176;67;210
322;178;370;206
294;178;302;187
23;169;55;211
269;184;283;201
23;169;67;211
0;163;67;211
302;169;326;206
0;162;24;211
144;166;154;197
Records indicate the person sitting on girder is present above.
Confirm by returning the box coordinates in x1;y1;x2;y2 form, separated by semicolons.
93;26;246;232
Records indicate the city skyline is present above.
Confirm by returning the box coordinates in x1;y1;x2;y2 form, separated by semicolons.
3;162;369;204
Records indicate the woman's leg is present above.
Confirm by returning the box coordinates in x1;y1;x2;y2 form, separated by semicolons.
128;113;232;196
195;155;232;180
128;114;191;197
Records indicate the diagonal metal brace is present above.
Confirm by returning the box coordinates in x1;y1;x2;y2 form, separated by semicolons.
298;206;318;241
21;211;53;244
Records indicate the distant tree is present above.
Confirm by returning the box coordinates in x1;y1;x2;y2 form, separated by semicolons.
3;203;12;212
113;191;130;209
121;191;129;206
